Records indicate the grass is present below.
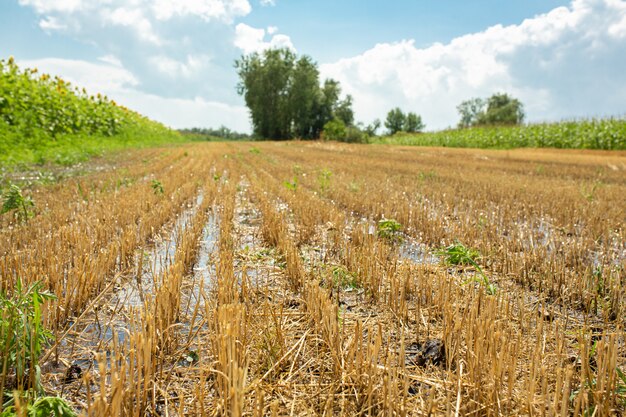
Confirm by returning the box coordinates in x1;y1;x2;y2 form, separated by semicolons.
374;117;626;150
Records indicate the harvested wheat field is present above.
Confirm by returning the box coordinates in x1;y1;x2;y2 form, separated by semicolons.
1;141;625;416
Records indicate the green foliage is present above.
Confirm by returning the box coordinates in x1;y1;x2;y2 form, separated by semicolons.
178;126;251;141
457;93;523;128
318;168;332;193
249;147;261;155
334;95;354;127
375;117;626;150
0;279;56;394
150;179;164;195
436;241;496;295
457;98;486;128
436;241;480;266
377;218;403;242
283;177;298;191
404;112;425;133
479;93;524;125
322;118;347;141
385;108;406;135
235;49;353;140
1;396;77;417
0;57;181;167
364;119;381;137
1;185;34;222
331;266;360;289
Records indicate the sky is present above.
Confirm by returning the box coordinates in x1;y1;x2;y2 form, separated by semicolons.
1;0;625;132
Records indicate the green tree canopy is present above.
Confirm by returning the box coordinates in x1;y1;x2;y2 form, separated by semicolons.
385;107;406;134
457;98;486;128
457;93;524;127
235;48;353;140
404;112;425;133
479;93;525;125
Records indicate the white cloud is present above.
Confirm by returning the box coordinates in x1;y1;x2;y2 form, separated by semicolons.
260;0;276;6
19;57;139;94
152;0;252;23
101;7;162;45
320;0;626;129
234;23;295;54
149;54;210;78
17;57;251;131
18;0;85;14
98;54;123;67
120;92;251;131
38;16;67;31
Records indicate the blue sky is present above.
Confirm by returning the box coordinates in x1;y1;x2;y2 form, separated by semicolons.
1;0;625;131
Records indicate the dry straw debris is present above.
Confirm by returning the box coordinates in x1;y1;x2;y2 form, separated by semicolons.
1;142;625;416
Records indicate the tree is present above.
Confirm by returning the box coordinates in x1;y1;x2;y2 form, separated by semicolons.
456;98;485;128
385;108;406;134
456;93;524;127
289;56;321;139
364;118;381;137
334;95;354;127
321;118;346;141
235;48;353;140
404;112;425;133
479;93;524;125
235;48;295;139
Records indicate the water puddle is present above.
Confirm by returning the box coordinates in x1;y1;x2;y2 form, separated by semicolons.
114;193;205;307
399;239;439;265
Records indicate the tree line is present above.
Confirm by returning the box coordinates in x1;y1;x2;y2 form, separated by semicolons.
234;48;524;141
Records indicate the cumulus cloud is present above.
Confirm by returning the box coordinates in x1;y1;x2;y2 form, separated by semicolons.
17;57;251;131
234;23;295;54
151;0;252;23
18;0;84;14
101;7;162;45
19;57;139;94
149;54;211;78
38;16;68;31
320;0;626;129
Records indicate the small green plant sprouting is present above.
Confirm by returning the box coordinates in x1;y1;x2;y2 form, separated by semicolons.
436;241;496;295
249;147;261;155
284;177;298;192
150;179;164;195
377;218;403;242
580;180;602;202
348;181;360;193
0;396;77;417
1;185;35;222
318;168;332;193
0;279;56;400
418;170;437;181
616;367;626;404
331;266;360;290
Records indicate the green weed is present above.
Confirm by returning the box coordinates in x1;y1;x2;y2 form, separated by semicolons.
436;241;496;294
151;179;164;195
1;185;34;222
377;218;403;242
284;177;298;192
318;168;332;193
0;279;55;397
